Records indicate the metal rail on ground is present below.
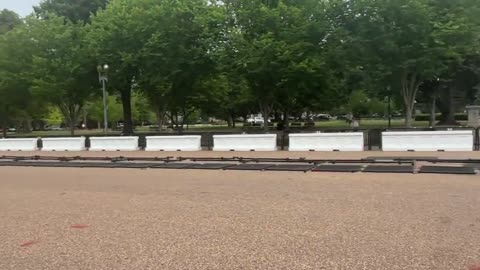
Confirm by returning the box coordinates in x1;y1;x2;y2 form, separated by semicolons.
3;155;480;164
0;154;478;175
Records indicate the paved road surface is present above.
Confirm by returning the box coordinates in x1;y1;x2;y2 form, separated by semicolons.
0;153;479;269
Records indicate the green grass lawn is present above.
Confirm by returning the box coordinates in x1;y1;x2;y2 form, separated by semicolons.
315;119;430;128
6;118;466;137
8;129;122;137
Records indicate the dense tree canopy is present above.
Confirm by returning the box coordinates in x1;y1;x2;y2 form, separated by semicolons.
0;11;33;136
334;0;480;126
0;9;22;34
0;0;479;135
28;15;97;135
34;0;107;23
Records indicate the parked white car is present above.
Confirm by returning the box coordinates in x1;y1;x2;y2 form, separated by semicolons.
247;117;268;124
46;125;65;131
315;114;335;121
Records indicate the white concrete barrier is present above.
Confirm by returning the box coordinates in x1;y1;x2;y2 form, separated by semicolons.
41;137;86;151
213;134;277;151
0;138;38;151
289;132;364;151
145;135;201;151
89;136;139;151
382;130;473;151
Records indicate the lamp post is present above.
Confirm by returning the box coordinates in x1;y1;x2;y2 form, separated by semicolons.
97;64;109;134
387;86;392;128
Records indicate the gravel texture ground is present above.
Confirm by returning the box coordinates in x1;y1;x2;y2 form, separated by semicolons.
1;151;479;270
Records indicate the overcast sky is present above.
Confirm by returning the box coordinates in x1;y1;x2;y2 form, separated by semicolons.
0;0;41;17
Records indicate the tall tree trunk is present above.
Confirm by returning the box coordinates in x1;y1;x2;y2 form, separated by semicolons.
405;108;413;128
274;111;281;122
429;97;436;127
401;72;422;128
1;106;8;138
97;121;101;129
262;107;269;131
437;87;459;125
70;106;76;136
167;112;175;130
1;118;7;138
120;90;133;135
283;110;290;131
69;119;75;136
231;112;236;128
177;114;181;131
22;119;32;133
156;105;167;132
173;111;180;133
179;107;195;133
445;87;457;124
179;112;184;133
226;112;233;128
83;108;87;129
156;115;164;131
182;107;187;132
60;103;77;136
260;101;272;132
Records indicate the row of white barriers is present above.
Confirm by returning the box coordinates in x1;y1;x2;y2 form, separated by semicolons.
0;130;474;152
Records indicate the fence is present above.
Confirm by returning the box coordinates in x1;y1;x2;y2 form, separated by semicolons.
2;127;479;151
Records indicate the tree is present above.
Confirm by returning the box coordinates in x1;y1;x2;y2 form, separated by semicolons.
0;9;26;136
195;73;254;127
137;0;225;132
342;0;480;127
28;15;97;135
427;0;480;125
436;63;480;125
190;3;257;128
131;91;155;126
0;9;22;34
0;17;35;137
34;0;107;23
345;0;436;127
87;0;176;134
43;106;64;126
87;0;159;135
417;79;441;127
225;0;335;131
346;90;386;118
87;95;123;128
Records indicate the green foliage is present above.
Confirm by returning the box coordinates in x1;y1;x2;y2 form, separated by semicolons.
347;91;386;117
87;95;123;124
132;91;155;124
339;0;480;126
0;9;22;34
34;0;107;22
1;0;480;132
43;106;63;125
27;15;97;134
137;0;225;127
195;73;254;124
0;18;37;133
86;0;162;134
225;0;330;128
